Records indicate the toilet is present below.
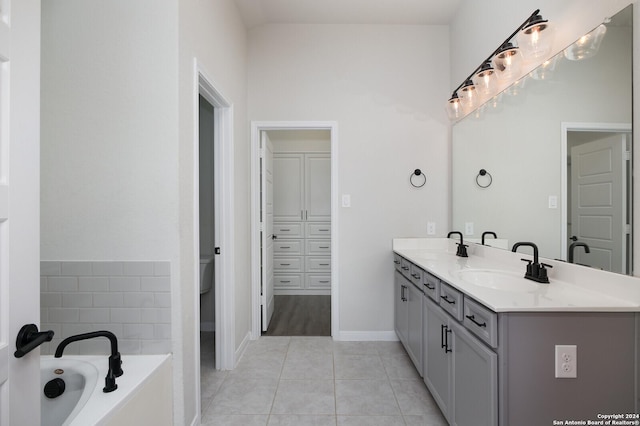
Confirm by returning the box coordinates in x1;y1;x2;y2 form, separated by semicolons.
200;255;214;294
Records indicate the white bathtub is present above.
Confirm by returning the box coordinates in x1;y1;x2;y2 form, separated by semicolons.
41;354;172;426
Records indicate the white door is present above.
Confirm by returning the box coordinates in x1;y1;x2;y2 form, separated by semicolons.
570;134;628;273
1;1;42;425
261;132;275;331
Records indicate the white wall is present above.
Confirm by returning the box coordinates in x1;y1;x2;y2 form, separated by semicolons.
178;0;249;424
42;0;250;424
248;24;450;336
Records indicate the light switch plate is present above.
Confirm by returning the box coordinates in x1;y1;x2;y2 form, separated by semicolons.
548;195;558;209
465;222;474;236
341;194;351;208
427;222;436;235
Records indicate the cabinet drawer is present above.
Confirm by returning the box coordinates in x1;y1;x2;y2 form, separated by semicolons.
274;274;303;289
393;254;402;272
409;264;423;287
274;240;303;255
274;256;303;272
307;274;331;289
274;222;303;238
439;281;463;321
306;239;331;255
307;257;331;272
399;258;412;280
463;297;498;348
306;222;331;238
422;271;440;302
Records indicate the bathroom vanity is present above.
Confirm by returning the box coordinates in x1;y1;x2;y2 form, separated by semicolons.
393;238;640;426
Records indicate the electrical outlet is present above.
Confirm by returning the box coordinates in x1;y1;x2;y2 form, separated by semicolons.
427;222;436;235
465;222;474;235
555;345;577;378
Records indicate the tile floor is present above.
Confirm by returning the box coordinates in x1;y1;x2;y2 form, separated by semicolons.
200;336;448;426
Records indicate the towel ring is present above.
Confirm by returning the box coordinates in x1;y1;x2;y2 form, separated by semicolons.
410;169;426;188
476;169;492;188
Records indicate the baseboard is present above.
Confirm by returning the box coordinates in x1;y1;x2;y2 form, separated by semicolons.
200;321;215;332
334;330;399;341
234;330;251;367
274;289;331;296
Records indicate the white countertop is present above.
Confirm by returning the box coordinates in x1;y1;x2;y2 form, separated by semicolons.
393;238;640;312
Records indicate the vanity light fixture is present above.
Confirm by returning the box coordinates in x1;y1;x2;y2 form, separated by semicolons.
472;62;498;98
564;24;607;61
446;9;554;121
516;12;554;60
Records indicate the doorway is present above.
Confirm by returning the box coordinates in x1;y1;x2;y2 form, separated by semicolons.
250;122;339;340
561;123;633;274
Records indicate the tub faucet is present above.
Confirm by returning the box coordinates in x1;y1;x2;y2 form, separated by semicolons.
481;231;497;245
447;231;468;257
512;241;552;283
568;241;590;263
55;330;123;393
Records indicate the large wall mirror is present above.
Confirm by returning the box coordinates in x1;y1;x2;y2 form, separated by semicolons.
452;4;633;275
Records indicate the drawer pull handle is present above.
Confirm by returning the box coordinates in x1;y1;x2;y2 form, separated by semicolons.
318;229;329;231
441;324;452;352
280;280;291;283
424;283;435;290
319;280;329;283
280;229;290;232
319;263;329;266
466;315;487;328
280;246;291;249
280;263;290;266
441;295;455;305
412;273;420;279
401;266;409;271
394;260;401;265
319;246;330;249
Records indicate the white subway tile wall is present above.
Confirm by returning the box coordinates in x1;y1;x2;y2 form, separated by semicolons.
40;261;171;355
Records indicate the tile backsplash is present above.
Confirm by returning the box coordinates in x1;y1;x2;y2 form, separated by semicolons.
40;261;171;355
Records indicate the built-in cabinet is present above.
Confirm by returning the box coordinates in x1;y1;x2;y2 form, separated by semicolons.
394;252;636;426
273;153;330;294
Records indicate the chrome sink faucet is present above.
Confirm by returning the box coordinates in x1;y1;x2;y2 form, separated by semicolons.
512;242;552;283
447;231;468;257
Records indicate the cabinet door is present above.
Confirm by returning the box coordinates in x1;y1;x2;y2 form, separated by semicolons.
424;298;451;419
406;282;423;376
305;154;331;221
394;271;408;345
450;320;498;426
274;154;304;221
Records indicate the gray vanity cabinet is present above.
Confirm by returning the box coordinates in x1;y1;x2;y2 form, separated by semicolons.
423;296;498;426
449;320;497;426
394;269;423;374
423;297;451;416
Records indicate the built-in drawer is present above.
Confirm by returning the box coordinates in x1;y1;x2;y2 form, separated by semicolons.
463;297;498;348
438;281;463;321
422;271;440;302
306;222;331;238
274;222;303;238
393;254;402;272
307;257;331;272
306;239;331;255
399;258;412;280
409;264;422;287
274;240;303;255
274;274;303;289
307;274;331;289
273;256;303;272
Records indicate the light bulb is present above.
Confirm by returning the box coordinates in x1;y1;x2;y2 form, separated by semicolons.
517;14;554;61
564;24;607;61
492;43;522;81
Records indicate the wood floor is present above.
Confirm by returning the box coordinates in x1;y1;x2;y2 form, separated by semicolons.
263;295;331;336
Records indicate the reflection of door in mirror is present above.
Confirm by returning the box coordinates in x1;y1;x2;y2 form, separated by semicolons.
567;129;631;274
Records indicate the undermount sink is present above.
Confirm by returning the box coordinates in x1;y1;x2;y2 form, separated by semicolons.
455;269;540;292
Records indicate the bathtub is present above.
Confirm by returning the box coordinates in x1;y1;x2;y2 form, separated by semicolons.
41;354;172;426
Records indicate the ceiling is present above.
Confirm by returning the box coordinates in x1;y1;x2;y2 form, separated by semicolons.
233;0;462;29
